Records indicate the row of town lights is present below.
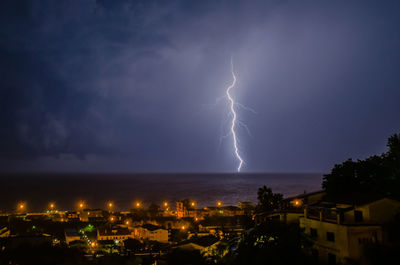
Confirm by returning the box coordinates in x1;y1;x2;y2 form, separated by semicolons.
16;200;226;211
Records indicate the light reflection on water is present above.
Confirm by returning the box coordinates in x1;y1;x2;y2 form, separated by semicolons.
0;173;322;211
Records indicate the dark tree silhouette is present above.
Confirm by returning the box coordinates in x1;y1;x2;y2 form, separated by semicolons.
256;186;283;213
323;133;400;202
148;203;161;218
229;222;314;265
124;238;143;252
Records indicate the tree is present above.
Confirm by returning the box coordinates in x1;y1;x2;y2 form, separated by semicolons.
148;203;160;218
322;133;400;201
387;133;400;161
124;238;143;253
167;248;208;265
256;186;283;213
228;221;314;265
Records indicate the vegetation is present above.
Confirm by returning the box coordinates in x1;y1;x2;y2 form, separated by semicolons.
167;248;208;265
323;133;400;202
0;244;88;265
148;203;161;218
256;185;283;213
0;243;155;265
219;221;314;265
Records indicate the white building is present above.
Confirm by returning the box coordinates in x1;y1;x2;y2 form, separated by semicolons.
300;198;400;265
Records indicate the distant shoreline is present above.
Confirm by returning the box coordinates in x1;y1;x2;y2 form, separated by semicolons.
0;173;322;212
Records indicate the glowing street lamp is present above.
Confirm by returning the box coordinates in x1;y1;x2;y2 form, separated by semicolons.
163;202;169;208
107;202;114;211
110;216;115;222
125;220;130;225
18;202;26;212
135;201;142;208
190;201;196;208
217;201;223;207
49;203;55;210
78;201;85;210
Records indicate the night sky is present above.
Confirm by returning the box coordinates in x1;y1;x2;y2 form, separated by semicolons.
1;0;400;173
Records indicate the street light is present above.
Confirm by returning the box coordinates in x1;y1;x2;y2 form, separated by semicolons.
49;203;55;210
217;201;222;207
135;201;141;208
78;201;85;210
107;202;113;211
18;202;25;211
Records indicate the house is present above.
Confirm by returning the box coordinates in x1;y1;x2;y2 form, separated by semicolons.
65;211;80;222
204;206;245;217
255;209;304;224
64;228;81;244
0;226;10;237
300;198;400;265
176;201;197;219
282;190;326;208
97;227;133;242
79;209;104;222
133;224;169;243
198;216;245;235
255;190;326;225
173;235;220;253
237;202;255;215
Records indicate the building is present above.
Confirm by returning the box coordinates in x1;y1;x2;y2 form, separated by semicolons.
238;202;255;215
65;211;80;222
282;190;326;208
254;191;326;225
176;201;197;219
0;226;10;238
198;216;245;235
97;227;133;242
300;198;400;265
204;206;245;217
64;228;81;245
133;224;169;243
255;209;304;224
173;235;220;253
79;209;104;222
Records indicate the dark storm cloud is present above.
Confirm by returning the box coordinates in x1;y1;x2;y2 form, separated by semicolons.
1;0;400;172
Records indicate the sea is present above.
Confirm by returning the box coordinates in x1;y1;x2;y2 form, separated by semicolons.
0;173;323;212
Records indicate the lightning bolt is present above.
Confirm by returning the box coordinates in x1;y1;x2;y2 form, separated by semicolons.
226;58;244;172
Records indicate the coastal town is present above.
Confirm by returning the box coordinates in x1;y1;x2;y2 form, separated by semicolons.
2;1;400;263
1;188;400;265
1;198;254;264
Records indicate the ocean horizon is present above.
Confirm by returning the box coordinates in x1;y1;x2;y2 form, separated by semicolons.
0;173;323;212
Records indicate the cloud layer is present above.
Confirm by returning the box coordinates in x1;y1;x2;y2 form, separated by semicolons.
1;0;400;172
